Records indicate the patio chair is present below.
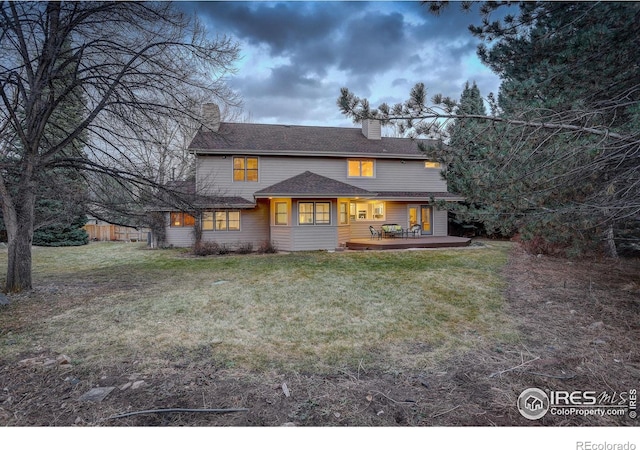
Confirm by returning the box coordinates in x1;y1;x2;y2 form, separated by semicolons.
369;225;380;240
408;224;421;237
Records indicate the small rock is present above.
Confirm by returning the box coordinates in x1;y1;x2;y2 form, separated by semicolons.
18;357;41;368
75;416;83;424
0;294;9;306
589;321;604;330
43;359;57;367
281;422;296;427
131;380;145;390
570;310;577;315
56;354;71;365
333;412;341;418
591;339;607;345
120;382;132;391
78;386;115;402
281;382;290;398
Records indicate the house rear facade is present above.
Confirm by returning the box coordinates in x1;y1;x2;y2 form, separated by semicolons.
160;104;463;251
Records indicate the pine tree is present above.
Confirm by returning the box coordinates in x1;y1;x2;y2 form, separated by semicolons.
32;38;90;246
338;2;640;255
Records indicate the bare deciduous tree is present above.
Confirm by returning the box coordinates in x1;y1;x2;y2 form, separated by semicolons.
0;1;240;292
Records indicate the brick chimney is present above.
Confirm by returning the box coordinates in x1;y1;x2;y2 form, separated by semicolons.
202;103;221;132
362;118;381;140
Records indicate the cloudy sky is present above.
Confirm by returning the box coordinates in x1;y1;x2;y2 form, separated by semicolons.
182;1;504;128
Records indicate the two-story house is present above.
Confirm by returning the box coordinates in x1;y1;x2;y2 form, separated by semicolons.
160;103;465;251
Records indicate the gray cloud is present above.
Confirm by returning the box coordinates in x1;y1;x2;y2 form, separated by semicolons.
187;1;502;125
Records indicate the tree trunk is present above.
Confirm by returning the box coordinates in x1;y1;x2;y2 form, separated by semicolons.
4;190;36;293
605;225;618;259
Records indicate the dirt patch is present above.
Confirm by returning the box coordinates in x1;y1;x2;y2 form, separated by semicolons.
1;244;638;426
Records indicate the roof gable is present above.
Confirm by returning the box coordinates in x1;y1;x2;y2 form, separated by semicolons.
188;122;443;159
255;171;373;197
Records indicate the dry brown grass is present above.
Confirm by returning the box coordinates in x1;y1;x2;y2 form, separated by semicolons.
0;242;514;373
2;241;637;427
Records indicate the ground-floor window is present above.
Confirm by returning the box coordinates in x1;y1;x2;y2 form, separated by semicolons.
339;201;349;225
215;211;240;231
299;202;331;225
170;212;195;227
202;212;214;230
275;202;288;225
350;200;385;221
200;211;240;231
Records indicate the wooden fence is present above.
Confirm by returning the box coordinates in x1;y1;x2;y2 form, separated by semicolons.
83;224;149;243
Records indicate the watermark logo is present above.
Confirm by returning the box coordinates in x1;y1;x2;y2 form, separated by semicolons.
518;387;550;420
517;387;637;420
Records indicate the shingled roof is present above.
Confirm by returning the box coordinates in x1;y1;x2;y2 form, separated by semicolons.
255;171;374;198
188;122;443;159
374;191;465;201
147;180;255;211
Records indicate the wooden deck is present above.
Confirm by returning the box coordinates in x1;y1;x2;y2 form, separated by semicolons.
345;236;471;250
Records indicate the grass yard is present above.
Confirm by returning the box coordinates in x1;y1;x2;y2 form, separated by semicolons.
0;242;514;373
2;241;637;427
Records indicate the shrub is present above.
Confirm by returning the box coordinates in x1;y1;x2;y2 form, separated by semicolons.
514;234;570;257
193;241;217;256
236;242;254;254
33;214;89;247
257;241;278;254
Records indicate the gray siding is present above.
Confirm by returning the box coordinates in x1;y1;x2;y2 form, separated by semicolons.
164;201;269;248
270;227;293;251
200;200;270;248
183;153;454;250
433;208;448;237
291;226;337;251
337;225;350;248
196;155;447;198
165;212;195;247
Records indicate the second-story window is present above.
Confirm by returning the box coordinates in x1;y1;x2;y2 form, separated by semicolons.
233;156;258;182
348;159;374;177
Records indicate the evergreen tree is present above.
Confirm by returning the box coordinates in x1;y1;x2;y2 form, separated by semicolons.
470;1;640;254
339;2;640;255
10;37;91;247
40;39;89;246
